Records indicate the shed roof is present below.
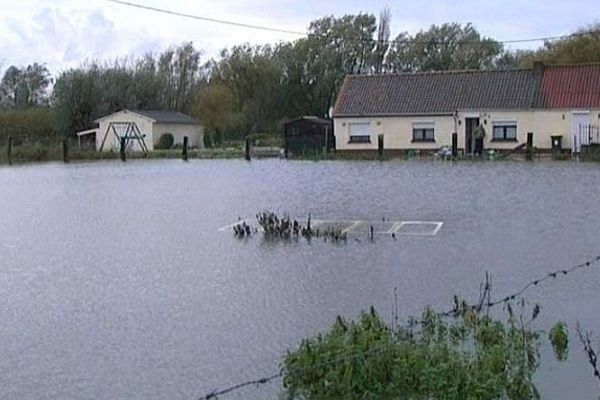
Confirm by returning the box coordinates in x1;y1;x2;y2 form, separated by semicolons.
94;109;201;125
333;69;539;117
538;64;600;109
133;110;201;125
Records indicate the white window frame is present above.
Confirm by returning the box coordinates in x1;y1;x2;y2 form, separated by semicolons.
492;121;518;141
412;122;435;142
348;122;371;143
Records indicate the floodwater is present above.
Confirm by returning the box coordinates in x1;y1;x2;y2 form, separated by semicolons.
1;159;600;400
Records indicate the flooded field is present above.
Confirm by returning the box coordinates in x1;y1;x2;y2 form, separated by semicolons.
1;159;599;399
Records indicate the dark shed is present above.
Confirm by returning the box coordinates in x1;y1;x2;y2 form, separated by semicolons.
283;116;334;157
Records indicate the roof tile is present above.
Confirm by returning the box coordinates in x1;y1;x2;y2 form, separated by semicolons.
538;64;600;109
333;69;538;117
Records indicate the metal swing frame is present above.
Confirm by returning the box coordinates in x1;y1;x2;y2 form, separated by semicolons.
98;122;149;153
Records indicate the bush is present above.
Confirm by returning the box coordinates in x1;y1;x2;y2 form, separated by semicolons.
203;132;213;148
0;107;57;144
283;300;565;400
156;133;174;149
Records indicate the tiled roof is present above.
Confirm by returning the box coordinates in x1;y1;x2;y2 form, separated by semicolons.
538;64;600;109
333;69;539;117
134;110;201;125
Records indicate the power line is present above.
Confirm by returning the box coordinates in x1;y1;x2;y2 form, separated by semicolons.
105;0;305;35
106;0;600;47
198;252;600;399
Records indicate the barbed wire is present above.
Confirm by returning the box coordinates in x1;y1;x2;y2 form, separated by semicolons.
199;253;600;399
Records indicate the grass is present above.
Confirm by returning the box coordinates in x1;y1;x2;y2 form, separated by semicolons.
0;142;246;165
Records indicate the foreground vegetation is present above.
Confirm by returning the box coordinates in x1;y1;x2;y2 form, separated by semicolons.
283;300;570;399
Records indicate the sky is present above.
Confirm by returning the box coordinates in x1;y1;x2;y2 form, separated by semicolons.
0;0;597;75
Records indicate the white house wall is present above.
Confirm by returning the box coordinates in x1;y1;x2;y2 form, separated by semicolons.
334;109;600;152
96;110;154;152
153;123;204;149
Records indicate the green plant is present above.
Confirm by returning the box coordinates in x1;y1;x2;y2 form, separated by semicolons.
283;299;562;400
549;322;569;361
156;133;174;150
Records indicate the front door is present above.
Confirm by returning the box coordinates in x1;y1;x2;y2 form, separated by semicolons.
465;118;480;155
572;111;591;152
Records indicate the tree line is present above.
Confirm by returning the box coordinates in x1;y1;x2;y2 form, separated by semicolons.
1;11;599;145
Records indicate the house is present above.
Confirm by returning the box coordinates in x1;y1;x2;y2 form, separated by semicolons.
332;63;600;155
283;116;334;157
82;109;204;152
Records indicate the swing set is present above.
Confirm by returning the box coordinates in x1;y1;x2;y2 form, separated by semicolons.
98;122;149;153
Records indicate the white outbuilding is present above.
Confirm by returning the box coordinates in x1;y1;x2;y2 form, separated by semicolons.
78;109;204;152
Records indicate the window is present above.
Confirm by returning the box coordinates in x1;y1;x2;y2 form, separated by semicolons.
348;122;371;143
492;121;517;141
412;122;435;142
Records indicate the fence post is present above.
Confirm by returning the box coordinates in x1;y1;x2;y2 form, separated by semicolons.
452;132;458;158
120;137;126;162
182;136;189;161
7;136;12;165
245;137;251;161
526;132;534;161
378;134;384;157
62;138;69;163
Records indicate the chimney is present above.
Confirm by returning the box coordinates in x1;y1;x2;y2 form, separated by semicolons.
531;61;544;109
533;61;544;75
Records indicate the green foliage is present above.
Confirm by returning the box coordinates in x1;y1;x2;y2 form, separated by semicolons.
515;24;600;67
0;108;56;144
386;23;504;72
156;133;174;150
283;302;552;400
549;322;569;361
191;83;235;141
0;63;51;108
52;43;202;137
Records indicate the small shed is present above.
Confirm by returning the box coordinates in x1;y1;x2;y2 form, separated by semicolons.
77;109;204;152
283;116;334;156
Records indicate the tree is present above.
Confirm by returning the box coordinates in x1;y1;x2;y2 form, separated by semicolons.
207;44;281;135
515;24;600;67
373;7;391;74
52;64;104;136
52;43;204;137
0;63;51;108
276;14;378;119
191;83;236;145
158;42;202;112
386;23;504;72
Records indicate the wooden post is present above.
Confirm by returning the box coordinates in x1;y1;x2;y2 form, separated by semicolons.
526;132;534;160
245;137;251;161
120;136;126;162
182;136;189;161
7;136;12;165
378;134;384;157
62;138;69;163
452;132;458;158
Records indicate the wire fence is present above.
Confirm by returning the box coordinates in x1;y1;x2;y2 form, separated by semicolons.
199;253;600;400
